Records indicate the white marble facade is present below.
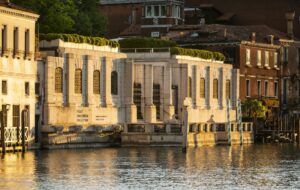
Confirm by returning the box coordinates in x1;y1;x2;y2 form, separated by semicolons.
39;40;239;131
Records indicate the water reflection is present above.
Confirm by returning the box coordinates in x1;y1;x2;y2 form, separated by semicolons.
0;145;299;189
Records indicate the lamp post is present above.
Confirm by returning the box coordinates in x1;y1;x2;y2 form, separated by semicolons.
1;104;10;154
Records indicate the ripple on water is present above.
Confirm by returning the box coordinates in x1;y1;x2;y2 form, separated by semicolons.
0;144;299;190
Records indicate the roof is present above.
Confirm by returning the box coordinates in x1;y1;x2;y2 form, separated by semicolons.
0;0;38;15
167;24;292;45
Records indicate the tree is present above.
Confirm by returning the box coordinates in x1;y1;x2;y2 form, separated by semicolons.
11;0;107;36
242;99;267;119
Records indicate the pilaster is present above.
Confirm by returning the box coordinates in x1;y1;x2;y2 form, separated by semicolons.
144;64;156;123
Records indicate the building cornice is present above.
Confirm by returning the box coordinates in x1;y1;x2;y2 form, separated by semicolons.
241;41;280;49
0;6;39;21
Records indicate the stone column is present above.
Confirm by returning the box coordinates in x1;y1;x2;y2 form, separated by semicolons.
144;64;156;123
63;54;69;106
178;65;188;120
124;59;137;123
205;66;210;109
192;65;197;108
82;55;89;107
87;55;94;106
105;57;113;106
218;68;223;109
163;64;174;122
66;53;75;106
100;57;106;107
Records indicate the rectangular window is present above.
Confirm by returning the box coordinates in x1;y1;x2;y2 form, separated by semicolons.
25;105;30;127
1;25;7;53
25;82;30;96
257;50;261;66
35;82;39;95
274;52;278;68
13;27;19;55
213;79;218;99
226;80;231;99
246;49;251;65
12;105;20;128
274;81;278;97
265;51;269;67
172;5;180;18
264;81;269;96
283;79;288;104
25;29;30;55
200;78;205;98
154;5;160;17
146;6;152;17
246;79;250;97
2;80;7;94
161;6;166;16
257;80;261;97
283;47;289;63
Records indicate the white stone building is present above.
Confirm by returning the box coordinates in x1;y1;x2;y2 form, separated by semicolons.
38;39;251;147
38;39;126;135
0;1;39;144
121;51;239;125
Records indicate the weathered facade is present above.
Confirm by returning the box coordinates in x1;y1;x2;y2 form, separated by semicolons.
121;49;253;146
38;40;126;133
38;40;253;147
0;1;39;148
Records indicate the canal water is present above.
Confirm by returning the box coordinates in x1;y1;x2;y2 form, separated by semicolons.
0;145;299;190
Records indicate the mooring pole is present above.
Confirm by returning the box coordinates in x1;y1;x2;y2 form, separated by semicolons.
182;107;188;153
298;119;300;145
21;109;27;153
0;111;5;154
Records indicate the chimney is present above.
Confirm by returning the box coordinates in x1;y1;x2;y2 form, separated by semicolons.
251;32;256;43
285;11;295;38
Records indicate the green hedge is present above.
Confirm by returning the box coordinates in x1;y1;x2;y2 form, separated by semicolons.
39;33;120;48
119;37;177;48
170;47;225;61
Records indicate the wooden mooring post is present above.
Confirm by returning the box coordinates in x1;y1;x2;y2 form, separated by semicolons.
21;110;27;153
298;119;300;145
0;111;5;154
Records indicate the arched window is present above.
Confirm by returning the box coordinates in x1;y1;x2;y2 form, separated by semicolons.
75;69;82;94
213;79;218;99
55;67;63;93
93;70;100;94
111;71;118;95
